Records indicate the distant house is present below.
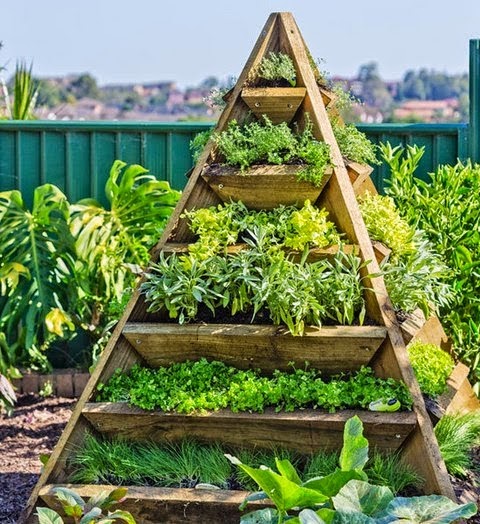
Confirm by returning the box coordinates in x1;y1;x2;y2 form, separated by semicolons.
393;98;459;122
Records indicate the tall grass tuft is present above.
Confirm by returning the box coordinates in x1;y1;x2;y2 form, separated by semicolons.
435;411;480;477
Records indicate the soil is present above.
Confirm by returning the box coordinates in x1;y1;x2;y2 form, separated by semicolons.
0;394;76;523
1;394;479;523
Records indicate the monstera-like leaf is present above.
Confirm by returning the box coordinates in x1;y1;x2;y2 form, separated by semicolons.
70;161;180;314
0;185;77;361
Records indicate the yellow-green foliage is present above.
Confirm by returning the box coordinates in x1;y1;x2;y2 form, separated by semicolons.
407;341;455;397
283;200;340;251
359;192;416;259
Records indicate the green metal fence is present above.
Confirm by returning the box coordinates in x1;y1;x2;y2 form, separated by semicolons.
0;120;470;206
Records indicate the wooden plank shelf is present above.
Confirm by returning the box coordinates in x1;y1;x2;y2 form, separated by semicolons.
201;164;332;210
161;242;359;263
83;403;416;453
39;484;268;524
122;323;387;373
426;362;480;421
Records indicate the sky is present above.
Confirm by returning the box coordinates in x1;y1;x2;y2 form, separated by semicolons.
1;0;479;87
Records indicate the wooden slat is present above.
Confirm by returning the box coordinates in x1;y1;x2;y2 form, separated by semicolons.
39;484;268;524
400;309;427;345
201;164;331;210
83;403;416;453
162;242;359;262
408;315;452;354
241;87;306;124
122;323;386;373
372;241;391;264
427;362;480;420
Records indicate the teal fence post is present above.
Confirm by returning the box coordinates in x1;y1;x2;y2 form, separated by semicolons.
469;39;480;162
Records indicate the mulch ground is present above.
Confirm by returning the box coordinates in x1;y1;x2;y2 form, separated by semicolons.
0;394;479;523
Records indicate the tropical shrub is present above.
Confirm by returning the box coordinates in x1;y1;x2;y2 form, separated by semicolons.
382;142;480;391
0;184;78;369
228;416;477;523
70;160;180;353
0;161;179;372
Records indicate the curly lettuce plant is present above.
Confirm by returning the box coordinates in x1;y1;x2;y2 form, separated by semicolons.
184;200;341;259
407;340;455;397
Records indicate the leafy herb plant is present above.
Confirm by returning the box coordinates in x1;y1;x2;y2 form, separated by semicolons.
331;117;379;165
96;360;412;413
213;116;331;187
257;51;297;87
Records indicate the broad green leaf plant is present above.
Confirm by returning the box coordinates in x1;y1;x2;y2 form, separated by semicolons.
36;486;136;524
0;161;179;376
0;184;77;369
228;416;477;524
70;160;180;346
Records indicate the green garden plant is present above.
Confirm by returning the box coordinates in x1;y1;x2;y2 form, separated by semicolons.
96;360;412;414
407;341;455;398
382;142;480;391
0;184;78;369
0;161;179;372
70;160;180;355
358;189;453;317
36;486;136;524
1;60;39;120
257;52;297;87
434;411;480;477
213;116;331;186
228;416;477;524
71;434;421;496
331;118;379;165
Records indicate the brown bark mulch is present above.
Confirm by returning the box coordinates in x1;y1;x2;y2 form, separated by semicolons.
0;394;479;523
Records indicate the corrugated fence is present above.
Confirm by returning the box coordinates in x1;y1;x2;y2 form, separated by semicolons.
0;120;470;206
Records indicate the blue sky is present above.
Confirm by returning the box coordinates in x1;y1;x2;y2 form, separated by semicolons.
1;0;479;87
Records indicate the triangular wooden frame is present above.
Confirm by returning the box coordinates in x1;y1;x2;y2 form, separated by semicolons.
21;12;455;524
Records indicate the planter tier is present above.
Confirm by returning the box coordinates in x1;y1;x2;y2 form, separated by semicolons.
39;484;267;524
122;323;386;374
83;403;416;453
241;86;306;124
201;164;332;210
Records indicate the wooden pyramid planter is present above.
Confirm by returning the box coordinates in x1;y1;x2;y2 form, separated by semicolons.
22;12;456;524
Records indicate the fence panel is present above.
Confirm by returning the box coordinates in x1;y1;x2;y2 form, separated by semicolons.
0;121;469;205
